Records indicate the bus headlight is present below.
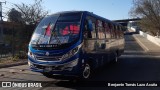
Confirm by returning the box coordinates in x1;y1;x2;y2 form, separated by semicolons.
61;47;79;61
63;58;78;71
28;50;35;59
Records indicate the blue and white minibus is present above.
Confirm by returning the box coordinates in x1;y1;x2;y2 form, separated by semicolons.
28;11;125;79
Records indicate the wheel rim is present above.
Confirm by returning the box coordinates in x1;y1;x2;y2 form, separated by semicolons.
83;64;90;79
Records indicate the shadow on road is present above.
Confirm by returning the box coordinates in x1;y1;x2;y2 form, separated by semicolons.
51;32;160;89
52;56;160;89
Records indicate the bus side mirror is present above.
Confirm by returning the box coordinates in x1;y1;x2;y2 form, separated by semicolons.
88;20;93;31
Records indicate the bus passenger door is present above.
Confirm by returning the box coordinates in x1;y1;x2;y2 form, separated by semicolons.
96;20;107;66
83;19;98;68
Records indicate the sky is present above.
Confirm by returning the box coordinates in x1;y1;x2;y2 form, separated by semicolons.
1;0;133;20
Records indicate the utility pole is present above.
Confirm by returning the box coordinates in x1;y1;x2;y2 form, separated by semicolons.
0;1;6;44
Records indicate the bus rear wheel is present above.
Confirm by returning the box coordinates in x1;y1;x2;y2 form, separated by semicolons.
82;63;91;79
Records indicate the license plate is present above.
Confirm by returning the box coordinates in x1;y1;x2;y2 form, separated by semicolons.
44;66;52;72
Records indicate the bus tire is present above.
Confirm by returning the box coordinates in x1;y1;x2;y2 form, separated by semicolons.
82;63;91;79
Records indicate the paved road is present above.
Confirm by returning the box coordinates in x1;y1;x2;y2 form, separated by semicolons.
0;34;160;90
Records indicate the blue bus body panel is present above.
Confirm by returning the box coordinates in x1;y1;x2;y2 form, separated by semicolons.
28;11;125;77
28;11;87;76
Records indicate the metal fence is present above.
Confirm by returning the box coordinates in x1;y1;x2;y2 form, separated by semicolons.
0;43;12;58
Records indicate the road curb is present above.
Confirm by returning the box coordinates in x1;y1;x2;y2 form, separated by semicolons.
0;61;28;69
132;35;149;51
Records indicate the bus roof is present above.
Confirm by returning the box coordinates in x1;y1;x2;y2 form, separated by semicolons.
50;11;122;26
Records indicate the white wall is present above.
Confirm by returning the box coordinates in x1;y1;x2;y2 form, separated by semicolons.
130;27;136;32
138;30;160;46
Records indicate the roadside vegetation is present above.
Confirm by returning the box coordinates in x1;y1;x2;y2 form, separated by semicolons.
130;0;160;37
1;0;48;60
0;56;27;65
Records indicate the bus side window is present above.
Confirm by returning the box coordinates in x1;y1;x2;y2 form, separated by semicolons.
91;22;96;38
119;26;122;38
96;20;105;39
84;16;97;39
120;26;124;38
105;23;111;39
84;20;91;38
110;24;114;38
114;25;117;38
84;19;94;39
118;26;121;38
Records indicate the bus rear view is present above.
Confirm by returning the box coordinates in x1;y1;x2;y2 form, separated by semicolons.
28;11;125;79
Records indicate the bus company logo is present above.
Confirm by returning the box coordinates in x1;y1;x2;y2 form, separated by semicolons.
2;82;12;87
45;52;49;56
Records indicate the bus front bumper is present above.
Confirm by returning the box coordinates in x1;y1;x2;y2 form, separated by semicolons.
28;58;81;76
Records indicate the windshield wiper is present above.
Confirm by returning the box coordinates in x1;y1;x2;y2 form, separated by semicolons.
51;30;61;44
36;23;51;45
48;23;62;45
44;23;51;37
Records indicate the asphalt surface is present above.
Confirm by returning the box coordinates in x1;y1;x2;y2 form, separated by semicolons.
0;34;160;90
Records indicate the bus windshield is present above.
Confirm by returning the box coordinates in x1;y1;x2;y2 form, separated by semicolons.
30;12;82;45
50;22;80;44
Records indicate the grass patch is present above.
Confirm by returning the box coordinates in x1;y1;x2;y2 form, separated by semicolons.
0;56;27;65
0;57;18;64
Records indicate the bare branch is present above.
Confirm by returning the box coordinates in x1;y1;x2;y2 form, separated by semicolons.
9;0;48;25
130;0;160;36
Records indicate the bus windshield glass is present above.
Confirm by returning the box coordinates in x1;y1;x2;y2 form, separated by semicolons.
50;22;80;44
30;12;82;45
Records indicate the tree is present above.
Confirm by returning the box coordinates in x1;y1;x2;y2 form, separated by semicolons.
8;8;22;22
130;0;160;36
13;0;48;25
6;0;49;57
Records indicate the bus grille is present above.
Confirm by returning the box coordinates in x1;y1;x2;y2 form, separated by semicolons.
35;55;62;61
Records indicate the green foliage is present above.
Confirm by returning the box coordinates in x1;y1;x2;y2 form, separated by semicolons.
4;35;12;45
12;55;19;61
0;57;18;62
16;51;27;59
